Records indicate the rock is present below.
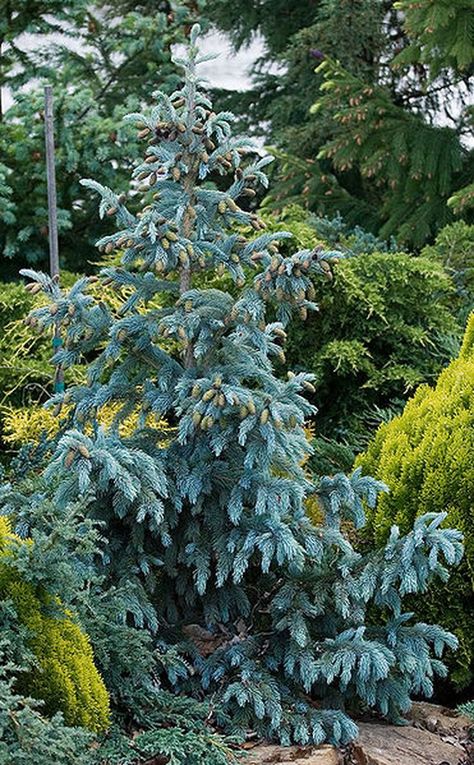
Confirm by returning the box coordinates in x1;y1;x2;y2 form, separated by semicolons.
425;716;438;733
409;702;473;736
352;721;466;765
240;743;341;764
238;704;473;765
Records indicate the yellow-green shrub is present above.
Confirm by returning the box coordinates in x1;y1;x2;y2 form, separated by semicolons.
356;312;474;687
0;517;110;732
1;401;174;449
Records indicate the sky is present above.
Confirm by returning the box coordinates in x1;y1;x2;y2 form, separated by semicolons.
177;30;263;91
2;30;262;113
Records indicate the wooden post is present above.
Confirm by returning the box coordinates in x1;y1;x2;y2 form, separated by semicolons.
44;85;59;278
44;85;64;393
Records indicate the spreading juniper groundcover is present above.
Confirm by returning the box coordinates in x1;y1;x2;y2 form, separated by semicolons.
19;28;463;748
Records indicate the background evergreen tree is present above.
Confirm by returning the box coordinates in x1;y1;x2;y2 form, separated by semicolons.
0;0;204;274
0;0;85;118
207;0;473;245
18;29;464;747
312;42;473;247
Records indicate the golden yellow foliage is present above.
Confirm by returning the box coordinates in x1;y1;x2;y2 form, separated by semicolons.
0;517;110;732
357;312;474;687
1;401;174;448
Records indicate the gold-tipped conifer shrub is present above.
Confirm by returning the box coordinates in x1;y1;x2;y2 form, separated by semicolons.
357;313;474;687
0;517;110;732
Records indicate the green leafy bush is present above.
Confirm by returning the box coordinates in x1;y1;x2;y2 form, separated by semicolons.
0;524;98;764
357;312;474;687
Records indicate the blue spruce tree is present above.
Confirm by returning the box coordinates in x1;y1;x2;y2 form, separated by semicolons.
21;27;463;747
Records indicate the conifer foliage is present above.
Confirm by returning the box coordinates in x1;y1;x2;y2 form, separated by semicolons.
357;312;474;689
0;519;110;732
22;28;464;746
